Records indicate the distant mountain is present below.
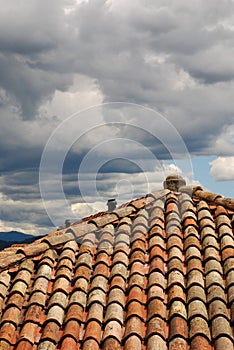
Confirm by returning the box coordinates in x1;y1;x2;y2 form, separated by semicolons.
0;231;43;251
0;240;11;250
0;231;34;242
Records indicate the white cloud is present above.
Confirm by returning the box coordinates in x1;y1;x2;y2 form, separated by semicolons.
71;201;106;218
210;156;234;181
212;124;234;155
41;74;104;120
0;192;50;235
0;220;47;236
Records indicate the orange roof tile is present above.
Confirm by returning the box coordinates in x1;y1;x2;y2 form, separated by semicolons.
0;186;234;349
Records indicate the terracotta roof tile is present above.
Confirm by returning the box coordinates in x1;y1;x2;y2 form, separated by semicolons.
42;232;74;246
168;284;185;306
130;239;146;256
169;337;188;350
190;335;212;350
83;319;102;344
39;320;60;344
205;259;223;275
169;300;187;320
89;213;118;227
226;270;234;289
0;187;234;349
215;337;234;350
105;302;124;325
69;220;97;235
124;334;142;350
95;251;110;266
64;303;83;323
227;285;234;306
0;254;25;271
146;316;166;340
168;270;185;290
188;300;208;321
187;285;207;304
186;258;203;275
147;334;167;350
206;271;224;289
147;298;166;321
212;316;233;340
113;250;129;266
207;284;226;304
169;316;188;340
61;335;78;350
209;299;229;321
0;322;16;344
187;270;205;290
110;262;128;281
189;316;211;341
18;242;50;257
86;302;103;324
223;257;234;277
123;316;143;341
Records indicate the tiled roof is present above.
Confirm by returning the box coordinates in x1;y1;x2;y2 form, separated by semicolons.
0;187;234;350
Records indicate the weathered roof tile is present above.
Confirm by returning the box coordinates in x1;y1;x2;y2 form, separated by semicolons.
0;188;233;349
189;317;211;340
0;322;16;344
209;299;229;320
147;334;167;350
187;285;207;304
0;253;25;271
124;316;143;341
169;300;187;320
104;303;124;325
64;303;83;323
169;316;188;340
87;289;106;308
102;320;123;343
211;316;233;340
147;299;166;321
148;271;166;290
146;316;166;339
83;320;102;343
188;300;208;320
168;284;185;305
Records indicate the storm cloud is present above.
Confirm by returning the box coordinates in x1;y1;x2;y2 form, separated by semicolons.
0;0;233;233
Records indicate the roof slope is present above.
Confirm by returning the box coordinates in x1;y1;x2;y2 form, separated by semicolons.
0;187;234;350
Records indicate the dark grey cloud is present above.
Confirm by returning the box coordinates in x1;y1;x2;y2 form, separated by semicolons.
0;170;40;201
0;0;233;233
0;0;73;119
0;145;41;172
0;54;73;119
0;0;65;53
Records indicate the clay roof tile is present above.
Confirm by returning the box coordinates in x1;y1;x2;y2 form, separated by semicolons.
0;187;233;349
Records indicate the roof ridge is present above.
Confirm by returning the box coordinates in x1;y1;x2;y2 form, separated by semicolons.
0;189;169;271
180;185;234;211
0;187;233;272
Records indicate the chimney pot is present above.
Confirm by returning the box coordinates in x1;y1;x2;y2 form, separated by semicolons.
163;174;186;192
65;219;71;228
107;198;117;212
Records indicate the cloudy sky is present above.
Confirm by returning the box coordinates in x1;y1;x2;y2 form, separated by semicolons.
0;0;233;235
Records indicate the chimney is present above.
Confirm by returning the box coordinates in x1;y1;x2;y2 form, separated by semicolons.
107;198;117;212
65;219;71;228
163;174;186;192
